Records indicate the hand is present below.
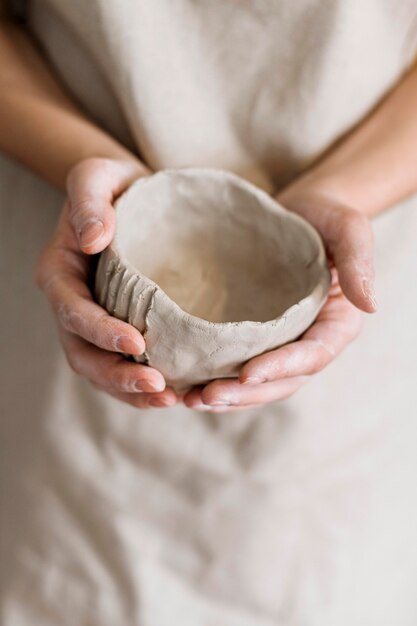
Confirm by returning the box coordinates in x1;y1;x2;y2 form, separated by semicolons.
183;184;377;412
36;157;179;409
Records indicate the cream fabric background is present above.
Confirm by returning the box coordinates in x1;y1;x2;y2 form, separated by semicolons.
1;1;417;624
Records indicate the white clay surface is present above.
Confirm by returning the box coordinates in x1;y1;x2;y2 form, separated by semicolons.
95;168;331;391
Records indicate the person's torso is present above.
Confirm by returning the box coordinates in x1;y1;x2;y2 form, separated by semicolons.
25;0;417;191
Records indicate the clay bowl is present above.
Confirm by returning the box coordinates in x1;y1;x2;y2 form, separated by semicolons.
95;168;331;392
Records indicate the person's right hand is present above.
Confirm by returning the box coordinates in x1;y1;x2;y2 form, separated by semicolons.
36;157;179;409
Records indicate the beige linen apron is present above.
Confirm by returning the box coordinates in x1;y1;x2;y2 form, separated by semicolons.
1;1;417;624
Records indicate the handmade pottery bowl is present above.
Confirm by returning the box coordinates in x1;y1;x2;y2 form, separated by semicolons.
95;168;331;392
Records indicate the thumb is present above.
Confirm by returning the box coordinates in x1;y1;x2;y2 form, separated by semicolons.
328;209;378;314
277;188;378;314
66;158;146;254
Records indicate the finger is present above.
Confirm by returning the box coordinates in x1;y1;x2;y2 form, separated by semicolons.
277;191;378;314
44;270;147;356
66;158;146;254
239;288;362;383
92;382;179;409
184;385;258;412
326;208;377;313
183;376;309;409
61;330;168;394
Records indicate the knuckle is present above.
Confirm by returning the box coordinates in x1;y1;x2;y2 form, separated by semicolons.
92;313;115;348
341;208;369;235
115;375;136;393
310;339;335;369
68;197;96;228
66;158;100;188
271;354;290;378
341;206;361;223
57;304;78;332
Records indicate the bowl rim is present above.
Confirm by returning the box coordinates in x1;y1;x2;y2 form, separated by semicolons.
101;167;331;329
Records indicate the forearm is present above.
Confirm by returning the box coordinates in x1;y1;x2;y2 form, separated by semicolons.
0;19;142;189
281;62;417;218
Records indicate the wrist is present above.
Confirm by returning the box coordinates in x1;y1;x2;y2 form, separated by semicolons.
277;170;374;219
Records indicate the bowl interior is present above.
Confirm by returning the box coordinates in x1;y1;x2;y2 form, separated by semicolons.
115;171;325;323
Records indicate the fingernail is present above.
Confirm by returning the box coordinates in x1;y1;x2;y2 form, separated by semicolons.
240;376;267;385
79;218;105;248
361;278;378;311
115;335;145;355
149;397;171;408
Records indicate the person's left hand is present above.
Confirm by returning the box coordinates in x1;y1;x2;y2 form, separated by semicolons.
183;184;377;413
